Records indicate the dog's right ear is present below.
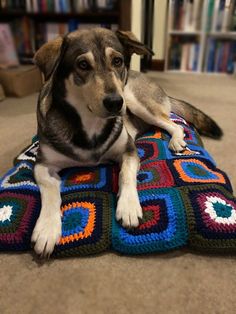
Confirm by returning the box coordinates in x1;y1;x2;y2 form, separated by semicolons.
34;36;65;81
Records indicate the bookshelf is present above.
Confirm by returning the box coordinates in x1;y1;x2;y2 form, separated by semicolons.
165;0;236;74
0;0;131;63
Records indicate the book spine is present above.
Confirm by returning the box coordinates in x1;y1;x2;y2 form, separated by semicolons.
211;0;220;31
168;0;175;30
26;0;32;12
221;0;234;31
180;43;188;71
188;43;195;71
206;0;215;31
193;43;199;71
216;0;226;31
192;0;202;31
207;39;216;72
32;0;39;13
232;0;236;30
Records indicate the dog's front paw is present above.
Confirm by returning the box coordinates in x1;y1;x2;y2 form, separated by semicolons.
31;212;61;258
116;190;143;228
168;137;187;152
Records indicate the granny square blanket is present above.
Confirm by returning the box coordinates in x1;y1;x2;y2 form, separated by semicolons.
0;113;235;257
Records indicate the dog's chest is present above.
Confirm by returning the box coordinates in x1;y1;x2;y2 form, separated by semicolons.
41;121;128;169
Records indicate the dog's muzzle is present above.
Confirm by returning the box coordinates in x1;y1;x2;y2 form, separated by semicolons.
103;93;123;114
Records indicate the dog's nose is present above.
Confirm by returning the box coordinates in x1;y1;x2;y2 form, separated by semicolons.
103;94;123;114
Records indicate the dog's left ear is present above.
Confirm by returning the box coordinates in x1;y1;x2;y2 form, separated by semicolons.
116;30;154;56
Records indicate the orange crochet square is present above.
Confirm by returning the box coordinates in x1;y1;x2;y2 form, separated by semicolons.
59;201;96;245
173;159;226;184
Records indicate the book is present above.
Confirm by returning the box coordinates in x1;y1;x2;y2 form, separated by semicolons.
216;0;226;31
222;0;235;31
206;0;215;31
188;43;195;70
183;0;194;31
232;0;236;29
0;24;19;69
180;43;189;70
192;0;202;30
168;0;175;30
211;0;220;31
206;38;216;72
193;43;199;71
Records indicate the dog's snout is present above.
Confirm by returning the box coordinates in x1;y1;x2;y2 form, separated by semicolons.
103;94;123;114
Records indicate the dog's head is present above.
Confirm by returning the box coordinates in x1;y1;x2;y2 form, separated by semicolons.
35;28;153;118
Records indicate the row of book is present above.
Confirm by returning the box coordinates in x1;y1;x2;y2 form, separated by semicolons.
168;37;236;73
207;0;236;32
169;0;204;31
0;0;117;13
169;0;236;32
169;39;200;71
205;39;236;72
10;18;118;60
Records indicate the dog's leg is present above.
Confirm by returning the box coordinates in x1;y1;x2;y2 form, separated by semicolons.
31;163;62;257
127;102;186;152
116;140;142;227
154;114;186;152
125;87;186;152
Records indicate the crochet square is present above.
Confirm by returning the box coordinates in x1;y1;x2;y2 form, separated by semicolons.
170;158;232;191
0;191;40;250
162;125;203;147
60;165;113;193
53;191;112;257
138;128;162;140
136;138;166;164
180;185;236;252
162;141;216;164
137;161;174;190
14;140;39;165
112;188;188;254
170;112;189;126
0;162;38;192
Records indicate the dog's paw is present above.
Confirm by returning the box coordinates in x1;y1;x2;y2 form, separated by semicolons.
116;190;143;228
168;137;187;152
31;213;61;258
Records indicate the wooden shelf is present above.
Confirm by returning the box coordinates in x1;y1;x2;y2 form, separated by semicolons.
0;11;119;22
169;30;201;35
207;32;236;39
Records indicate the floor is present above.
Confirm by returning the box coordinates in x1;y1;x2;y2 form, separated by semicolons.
0;73;235;314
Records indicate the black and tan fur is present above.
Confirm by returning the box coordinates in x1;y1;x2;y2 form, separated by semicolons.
31;28;222;257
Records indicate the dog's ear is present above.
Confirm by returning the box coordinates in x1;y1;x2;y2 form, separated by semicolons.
116;30;154;56
34;36;67;81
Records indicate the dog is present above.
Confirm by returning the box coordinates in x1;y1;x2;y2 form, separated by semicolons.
31;28;222;257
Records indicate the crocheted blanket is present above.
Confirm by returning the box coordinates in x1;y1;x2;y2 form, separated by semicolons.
0;113;235;257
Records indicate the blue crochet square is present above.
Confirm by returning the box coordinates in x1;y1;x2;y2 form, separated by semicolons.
162;141;216;165
60;164;114;193
112;188;188;254
168;158;233;192
136;138;166;164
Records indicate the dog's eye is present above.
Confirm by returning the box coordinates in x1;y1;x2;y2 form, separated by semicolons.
112;57;123;67
77;60;90;71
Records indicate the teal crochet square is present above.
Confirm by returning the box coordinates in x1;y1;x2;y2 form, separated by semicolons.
111;188;188;254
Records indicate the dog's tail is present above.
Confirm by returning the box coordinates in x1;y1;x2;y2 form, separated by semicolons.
169;96;223;139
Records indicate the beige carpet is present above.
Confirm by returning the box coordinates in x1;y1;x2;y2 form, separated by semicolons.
0;73;235;314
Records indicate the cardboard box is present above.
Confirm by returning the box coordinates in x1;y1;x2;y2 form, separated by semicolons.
0;65;42;97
